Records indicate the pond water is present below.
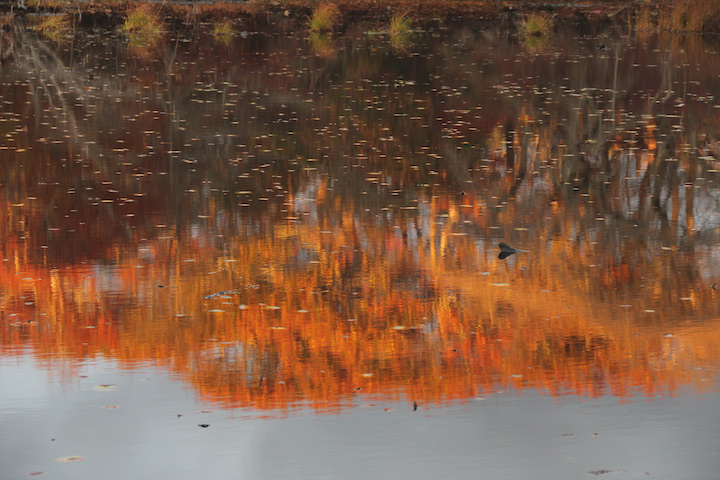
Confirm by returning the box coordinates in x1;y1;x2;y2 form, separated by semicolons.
1;16;720;479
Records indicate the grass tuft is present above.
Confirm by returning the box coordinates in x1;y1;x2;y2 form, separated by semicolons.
387;11;414;52
518;12;554;37
31;14;71;42
121;5;164;44
308;3;340;34
213;20;234;39
388;11;413;36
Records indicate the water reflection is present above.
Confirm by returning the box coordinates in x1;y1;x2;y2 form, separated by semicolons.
1;19;720;413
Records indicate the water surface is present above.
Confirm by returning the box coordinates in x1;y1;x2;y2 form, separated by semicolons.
1;18;720;479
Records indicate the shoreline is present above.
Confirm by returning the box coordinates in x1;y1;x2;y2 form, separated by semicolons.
4;1;638;25
5;1;720;39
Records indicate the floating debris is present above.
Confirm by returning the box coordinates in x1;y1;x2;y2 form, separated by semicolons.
203;290;240;299
92;385;117;391
55;456;84;463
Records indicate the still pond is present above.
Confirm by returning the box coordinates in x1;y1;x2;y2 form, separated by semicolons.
1;15;720;479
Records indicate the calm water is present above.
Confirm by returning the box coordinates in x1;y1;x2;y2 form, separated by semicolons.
1;16;720;479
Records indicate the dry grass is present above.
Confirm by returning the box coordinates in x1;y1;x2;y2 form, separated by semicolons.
634;7;654;32
121;5;164;44
213;20;234;38
308;3;340;34
684;0;718;32
30;14;71;41
388;11;413;36
386;11;414;52
658;0;720;32
518;12;554;37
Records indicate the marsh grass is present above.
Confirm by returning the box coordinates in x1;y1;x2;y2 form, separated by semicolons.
518;12;554;37
658;0;720;32
682;0;718;32
656;7;671;31
30;14;71;42
308;3;340;34
634;7;654;32
213;20;234;39
388;11;413;36
121;5;164;44
386;11;414;52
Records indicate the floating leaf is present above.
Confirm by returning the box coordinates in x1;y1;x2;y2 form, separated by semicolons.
92;385;117;391
55;456;84;463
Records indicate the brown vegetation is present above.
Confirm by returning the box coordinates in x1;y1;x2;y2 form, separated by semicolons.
635;0;720;33
664;0;719;32
5;0;645;29
29;13;71;41
308;3;341;33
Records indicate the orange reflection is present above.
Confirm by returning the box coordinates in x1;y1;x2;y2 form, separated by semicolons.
1;183;719;412
1;25;720;415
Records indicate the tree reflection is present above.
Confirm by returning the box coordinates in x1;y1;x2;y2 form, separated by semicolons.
1;21;720;412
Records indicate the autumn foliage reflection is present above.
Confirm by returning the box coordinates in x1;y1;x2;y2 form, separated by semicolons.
1;177;719;410
1;23;720;413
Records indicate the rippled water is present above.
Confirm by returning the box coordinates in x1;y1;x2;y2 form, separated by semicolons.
1;16;720;479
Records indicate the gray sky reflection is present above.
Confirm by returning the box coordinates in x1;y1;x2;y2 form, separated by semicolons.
1;356;719;480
